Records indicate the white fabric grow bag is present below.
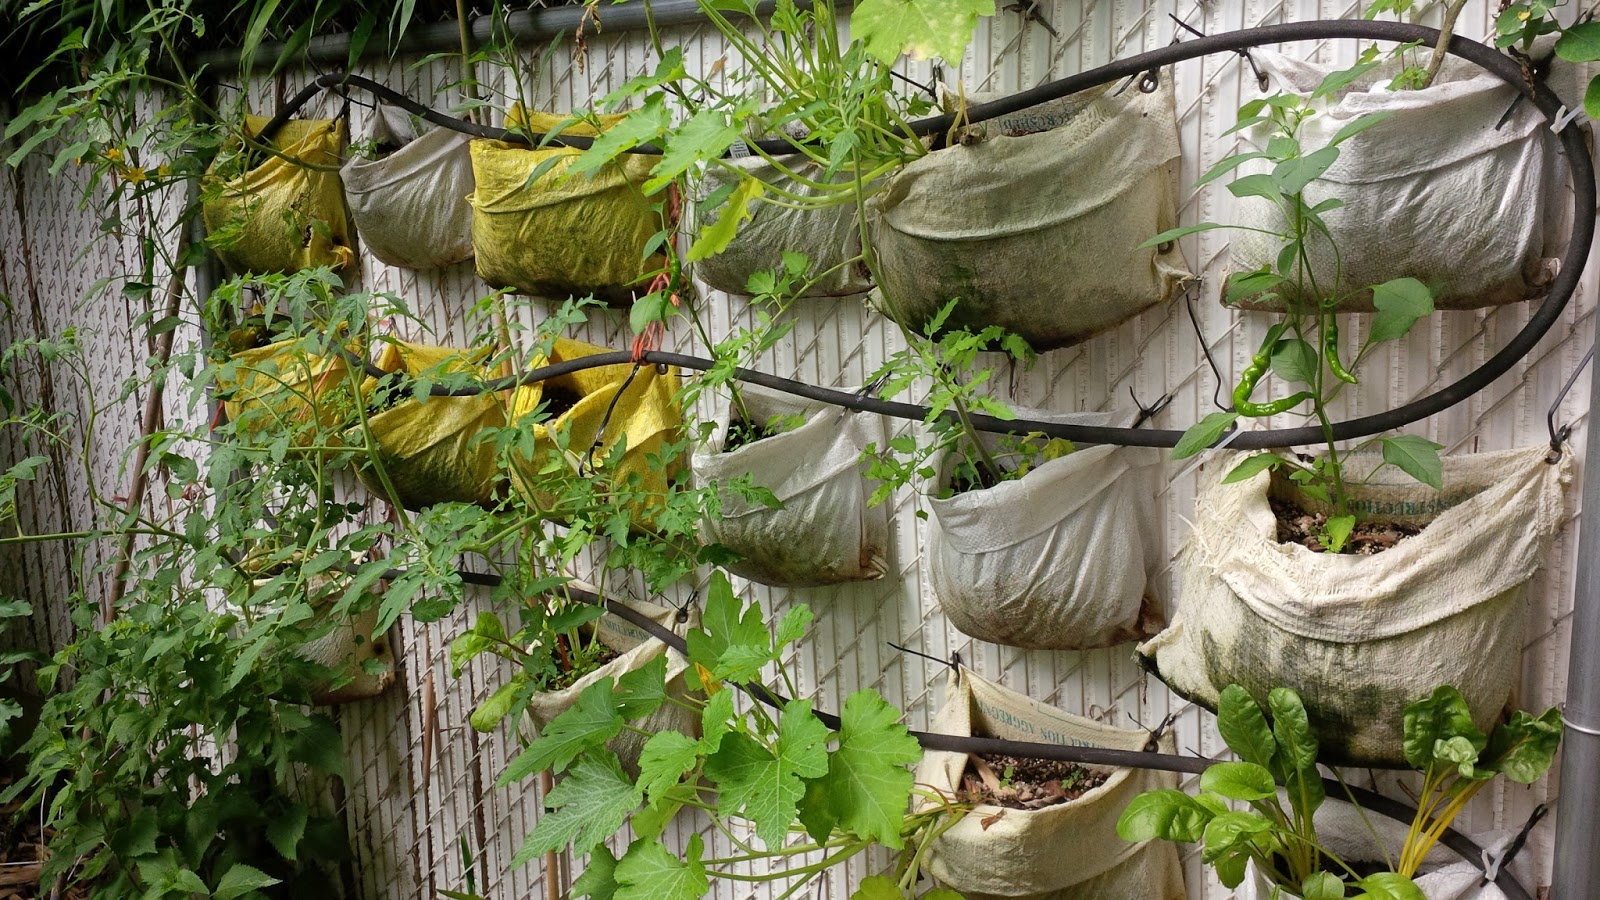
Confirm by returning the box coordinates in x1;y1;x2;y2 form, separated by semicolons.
928;409;1162;650
1140;445;1571;765
526;594;699;773
1227;51;1568;311
341;104;476;270
692;384;889;586
868;81;1189;351
917;671;1185;900
694;155;872;298
247;571;396;705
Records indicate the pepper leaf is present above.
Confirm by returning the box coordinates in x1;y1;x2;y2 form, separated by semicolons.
1173;412;1239;460
1379;435;1444;492
1369;277;1435;344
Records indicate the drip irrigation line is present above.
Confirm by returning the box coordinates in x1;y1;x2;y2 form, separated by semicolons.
381;560;1528;898
309;18;1593;451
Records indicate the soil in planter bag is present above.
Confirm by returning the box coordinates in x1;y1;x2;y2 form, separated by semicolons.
469;109;664;304
1226;51;1571;311
341;103;475;270
867;81;1189;351
526;593;700;774
928;409;1163;650
916;671;1185;900
355;341;507;509
1139;444;1572;765
202;115;357;275
693;155;872;298
506;336;683;515
691;383;889;586
218;336;360;447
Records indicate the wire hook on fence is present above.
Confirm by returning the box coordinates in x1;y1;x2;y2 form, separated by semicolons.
1546;344;1593;462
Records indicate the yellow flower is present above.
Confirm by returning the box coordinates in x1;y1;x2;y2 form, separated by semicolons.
103;147;123;163
122;166;147;184
156;163;171;178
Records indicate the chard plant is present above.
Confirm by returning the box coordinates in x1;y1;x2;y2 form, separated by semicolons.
477;570;967;900
1117;684;1560;900
1157;51;1444;552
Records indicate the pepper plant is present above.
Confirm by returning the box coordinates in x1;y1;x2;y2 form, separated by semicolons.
1155;51;1443;551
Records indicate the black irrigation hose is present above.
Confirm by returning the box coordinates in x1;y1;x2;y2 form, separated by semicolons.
305;18;1595;451
396;563;1528;898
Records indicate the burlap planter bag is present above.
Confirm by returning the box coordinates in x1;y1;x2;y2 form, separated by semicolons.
691;383;889;587
927;409;1162;650
202;115;357;274
525;595;700;774
353;341;507;509
868;81;1189;351
341;103;475;270
1140;445;1571;765
469;110;664;304
916;671;1185;900
1226;51;1570;311
693;155;872;298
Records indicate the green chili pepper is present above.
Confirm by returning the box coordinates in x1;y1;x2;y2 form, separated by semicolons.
1234;324;1314;416
1324;319;1358;384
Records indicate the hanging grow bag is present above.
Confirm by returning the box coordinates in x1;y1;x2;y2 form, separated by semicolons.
525;594;699;774
693;155;872;298
202;114;356;274
867;82;1189;351
928;409;1162;650
507;336;683;515
917;671;1186;900
469;111;664;304
1139;445;1571;766
354;341;507;509
341;103;475;270
217;336;359;447
691;383;889;587
1226;51;1568;311
246;570;396;705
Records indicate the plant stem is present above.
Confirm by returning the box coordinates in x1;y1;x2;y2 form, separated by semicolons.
1418;0;1471;90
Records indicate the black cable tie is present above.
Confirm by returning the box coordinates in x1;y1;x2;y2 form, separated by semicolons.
1130;385;1176;428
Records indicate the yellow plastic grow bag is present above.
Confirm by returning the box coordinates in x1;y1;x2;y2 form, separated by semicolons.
202;115;357;274
355;341;507;509
507;336;683;514
218;336;359;447
468;110;664;305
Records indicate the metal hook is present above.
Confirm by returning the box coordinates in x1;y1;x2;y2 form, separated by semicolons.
581;362;644;477
838;372;891;422
1186;286;1234;413
1134;711;1178;752
1546;345;1592;462
1167;14;1268;92
1130;385;1176;428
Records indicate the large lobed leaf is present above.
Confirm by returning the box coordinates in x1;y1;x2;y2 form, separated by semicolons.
850;0;995;64
703;699;830;848
515;752;642;864
809;690;921;849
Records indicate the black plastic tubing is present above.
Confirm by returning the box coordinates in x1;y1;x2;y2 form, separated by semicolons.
304;19;1593;451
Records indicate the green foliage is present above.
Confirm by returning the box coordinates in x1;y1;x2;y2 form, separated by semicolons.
1393;687;1561;876
495;572;959;898
850;0;997;64
1120;684;1560;896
